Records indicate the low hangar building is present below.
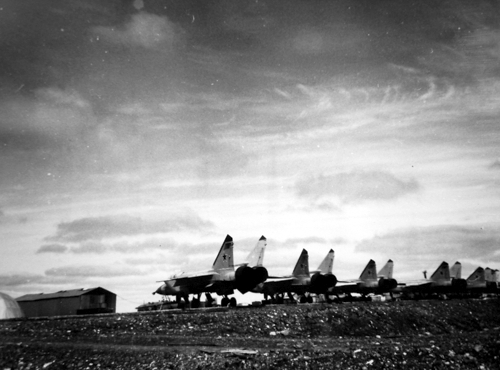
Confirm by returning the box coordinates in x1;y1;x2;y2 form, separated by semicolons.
16;287;116;318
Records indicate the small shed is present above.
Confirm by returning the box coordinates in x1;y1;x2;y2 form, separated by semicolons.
16;287;116;318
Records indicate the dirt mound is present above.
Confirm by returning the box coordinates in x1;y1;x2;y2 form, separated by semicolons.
1;299;499;369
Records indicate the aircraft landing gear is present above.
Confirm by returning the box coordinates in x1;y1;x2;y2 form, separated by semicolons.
322;293;333;303
205;293;214;307
176;293;190;309
191;294;202;308
221;296;237;307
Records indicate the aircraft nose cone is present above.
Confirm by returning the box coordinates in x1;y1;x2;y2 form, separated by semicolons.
154;284;167;295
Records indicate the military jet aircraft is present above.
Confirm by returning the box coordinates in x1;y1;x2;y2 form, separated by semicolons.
465;267;491;293
153;235;268;307
254;249;337;303
309;249;338;300
401;261;467;297
450;260;463;279
484;267;499;292
333;259;398;298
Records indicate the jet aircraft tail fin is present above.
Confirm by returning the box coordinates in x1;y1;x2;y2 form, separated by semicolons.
212;235;234;271
450;261;462;279
316;249;334;274
245;235;267;267
359;259;377;281
292;249;309;277
378;259;394;279
430;261;450;281
485;267;493;281
467;267;485;282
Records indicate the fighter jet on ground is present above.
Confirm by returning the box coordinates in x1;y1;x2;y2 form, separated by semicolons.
332;259;398;298
450;261;462;279
309;249;338;300
465;267;491;293
153;235;268;307
484;267;499;292
401;261;467;297
254;249;337;303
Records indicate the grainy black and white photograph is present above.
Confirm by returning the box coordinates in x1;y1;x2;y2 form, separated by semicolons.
1;0;500;368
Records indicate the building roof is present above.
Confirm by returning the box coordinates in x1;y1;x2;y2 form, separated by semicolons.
16;287;113;302
0;292;24;319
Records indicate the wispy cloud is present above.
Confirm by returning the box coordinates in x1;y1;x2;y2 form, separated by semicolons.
296;171;420;206
489;160;500;170
92;12;183;50
45;264;144;278
44;213;214;243
37;244;68;254
284;237;328;245
0;273;45;287
356;224;500;263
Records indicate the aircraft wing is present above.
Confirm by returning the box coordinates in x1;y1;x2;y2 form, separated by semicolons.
332;281;362;293
336;279;361;284
253;276;296;295
399;279;433;291
165;272;218;289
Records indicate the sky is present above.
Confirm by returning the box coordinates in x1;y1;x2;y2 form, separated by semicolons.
1;0;500;312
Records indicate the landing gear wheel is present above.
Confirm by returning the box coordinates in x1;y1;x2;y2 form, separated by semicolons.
221;297;229;307
299;296;307;304
307;296;313;303
191;298;200;308
229;297;237;307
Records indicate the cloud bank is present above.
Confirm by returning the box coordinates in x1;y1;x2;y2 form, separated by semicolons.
356;224;500;263
296;171;420;206
44;213;214;243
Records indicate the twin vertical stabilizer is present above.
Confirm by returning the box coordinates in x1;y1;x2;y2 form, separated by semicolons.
245;235;267;267
430;261;450;281
292;249;310;277
212;235;234;271
359;259;377;281
317;249;334;274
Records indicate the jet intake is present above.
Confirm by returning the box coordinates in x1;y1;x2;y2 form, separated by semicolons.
451;278;467;291
310;273;338;292
378;278;397;292
235;265;268;294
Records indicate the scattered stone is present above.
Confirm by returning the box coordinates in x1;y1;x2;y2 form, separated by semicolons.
1;299;499;369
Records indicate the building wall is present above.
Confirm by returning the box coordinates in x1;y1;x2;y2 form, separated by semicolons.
18;289;116;317
79;290;116;314
18;297;82;318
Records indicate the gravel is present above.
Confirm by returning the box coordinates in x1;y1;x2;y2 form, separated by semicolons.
1;298;500;369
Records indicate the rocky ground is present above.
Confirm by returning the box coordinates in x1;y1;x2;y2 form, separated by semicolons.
1;298;500;369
